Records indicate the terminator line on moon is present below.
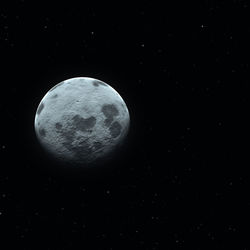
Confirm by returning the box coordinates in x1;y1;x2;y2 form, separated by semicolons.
34;77;130;166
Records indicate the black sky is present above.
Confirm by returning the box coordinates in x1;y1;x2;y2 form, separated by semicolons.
1;1;250;249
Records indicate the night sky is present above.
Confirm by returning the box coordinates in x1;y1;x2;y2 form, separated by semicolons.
1;1;250;249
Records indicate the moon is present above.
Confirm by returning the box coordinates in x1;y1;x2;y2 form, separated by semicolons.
34;77;130;167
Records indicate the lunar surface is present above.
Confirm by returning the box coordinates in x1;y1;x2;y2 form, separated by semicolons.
34;77;130;166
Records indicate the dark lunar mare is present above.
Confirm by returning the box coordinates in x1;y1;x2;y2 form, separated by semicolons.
109;121;122;138
92;80;107;87
72;115;96;132
101;104;119;126
39;128;46;137
37;102;44;115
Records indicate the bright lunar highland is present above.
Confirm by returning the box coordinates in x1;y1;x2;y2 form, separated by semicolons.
34;77;130;166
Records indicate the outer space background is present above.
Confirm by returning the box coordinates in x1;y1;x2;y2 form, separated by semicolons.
1;1;250;249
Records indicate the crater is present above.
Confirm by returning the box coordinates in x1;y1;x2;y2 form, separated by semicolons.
101;104;119;126
55;122;62;130
74;139;93;160
39;128;46;137
92;80;107;87
51;94;58;99
61;128;76;151
109;121;122;138
37;102;44;115
72;115;96;132
54;115;98;161
93;141;103;150
49;81;64;92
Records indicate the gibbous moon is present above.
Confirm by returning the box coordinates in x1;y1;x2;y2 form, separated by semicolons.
34;77;130;166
